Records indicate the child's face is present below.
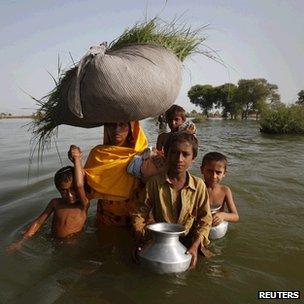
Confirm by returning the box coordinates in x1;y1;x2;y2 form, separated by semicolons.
201;161;226;187
57;179;78;204
167;141;194;174
168;114;185;132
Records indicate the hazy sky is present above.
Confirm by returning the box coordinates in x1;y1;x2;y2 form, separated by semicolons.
0;0;303;114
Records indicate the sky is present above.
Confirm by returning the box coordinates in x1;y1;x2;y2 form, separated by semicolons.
0;0;303;115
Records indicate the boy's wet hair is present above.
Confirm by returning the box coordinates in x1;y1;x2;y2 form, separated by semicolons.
201;152;227;170
165;105;186;122
54;166;74;188
164;132;198;158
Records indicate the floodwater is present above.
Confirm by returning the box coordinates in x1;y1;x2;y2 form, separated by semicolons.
0;118;303;304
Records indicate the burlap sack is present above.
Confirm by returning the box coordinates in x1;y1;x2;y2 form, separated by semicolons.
56;43;182;127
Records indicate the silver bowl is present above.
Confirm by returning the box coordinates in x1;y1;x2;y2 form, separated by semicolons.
139;223;191;274
209;221;228;240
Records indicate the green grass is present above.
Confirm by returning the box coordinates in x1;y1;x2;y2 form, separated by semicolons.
109;18;211;61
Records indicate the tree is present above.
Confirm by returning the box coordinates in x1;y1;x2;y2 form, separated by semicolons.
214;83;240;119
234;78;280;119
296;90;304;105
188;85;215;116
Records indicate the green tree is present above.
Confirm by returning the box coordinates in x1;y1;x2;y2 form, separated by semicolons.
188;84;215;116
234;78;280;119
214;83;240;119
296;90;304;105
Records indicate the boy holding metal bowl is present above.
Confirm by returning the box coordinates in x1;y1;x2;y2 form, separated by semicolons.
132;132;212;269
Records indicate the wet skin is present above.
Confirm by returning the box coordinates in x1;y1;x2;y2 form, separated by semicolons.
201;160;239;226
52;179;88;238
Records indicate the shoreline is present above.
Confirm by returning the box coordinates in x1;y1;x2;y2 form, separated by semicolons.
0;116;33;119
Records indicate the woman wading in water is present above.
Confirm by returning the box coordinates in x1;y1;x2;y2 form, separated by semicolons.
70;121;148;227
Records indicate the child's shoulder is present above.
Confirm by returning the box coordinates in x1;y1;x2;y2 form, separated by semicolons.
49;197;63;207
220;184;232;194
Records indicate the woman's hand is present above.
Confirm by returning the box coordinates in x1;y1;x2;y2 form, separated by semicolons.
212;212;226;226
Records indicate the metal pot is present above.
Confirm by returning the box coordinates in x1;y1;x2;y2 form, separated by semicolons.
209;220;228;240
138;223;191;274
209;206;228;240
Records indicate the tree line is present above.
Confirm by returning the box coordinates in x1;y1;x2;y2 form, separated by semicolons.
188;78;303;119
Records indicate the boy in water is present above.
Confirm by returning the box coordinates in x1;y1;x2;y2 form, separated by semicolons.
132;132;212;269
156;105;195;152
200;152;239;226
7;145;90;253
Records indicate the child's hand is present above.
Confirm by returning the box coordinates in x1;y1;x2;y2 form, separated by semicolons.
68;145;82;162
185;123;196;134
212;212;226;226
132;245;142;264
6;240;23;254
186;245;198;270
132;230;144;263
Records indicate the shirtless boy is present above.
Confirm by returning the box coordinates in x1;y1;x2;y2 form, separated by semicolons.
7;145;89;253
132;132;212;269
201;152;239;226
156;105;195;152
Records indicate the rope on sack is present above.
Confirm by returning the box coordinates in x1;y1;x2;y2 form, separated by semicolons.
70;42;108;118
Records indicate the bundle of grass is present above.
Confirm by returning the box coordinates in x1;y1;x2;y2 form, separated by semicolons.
260;104;304;134
31;18;214;152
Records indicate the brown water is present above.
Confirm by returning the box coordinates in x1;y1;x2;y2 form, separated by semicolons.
0;118;303;304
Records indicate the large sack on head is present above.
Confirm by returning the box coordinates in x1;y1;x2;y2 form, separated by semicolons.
56;43;182;127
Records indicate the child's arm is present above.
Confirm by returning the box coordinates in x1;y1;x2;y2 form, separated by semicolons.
156;133;165;151
69;145;90;209
6;200;55;253
212;186;239;226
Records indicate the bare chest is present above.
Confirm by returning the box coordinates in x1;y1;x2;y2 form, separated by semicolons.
54;207;86;226
208;188;226;208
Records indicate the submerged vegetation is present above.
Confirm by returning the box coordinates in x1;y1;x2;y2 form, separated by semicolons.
188;78;280;120
260;104;304;135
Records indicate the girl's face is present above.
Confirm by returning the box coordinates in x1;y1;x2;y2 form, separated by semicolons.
201;161;226;187
105;122;131;146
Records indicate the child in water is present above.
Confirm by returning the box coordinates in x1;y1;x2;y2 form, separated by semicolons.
200;152;239;227
156;105;196;152
132;132;212;269
7;145;90;253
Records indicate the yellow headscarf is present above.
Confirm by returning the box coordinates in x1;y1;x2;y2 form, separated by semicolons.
84;121;148;200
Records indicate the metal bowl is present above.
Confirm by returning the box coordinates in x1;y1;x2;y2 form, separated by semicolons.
139;223;191;274
146;222;186;235
209;221;228;240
